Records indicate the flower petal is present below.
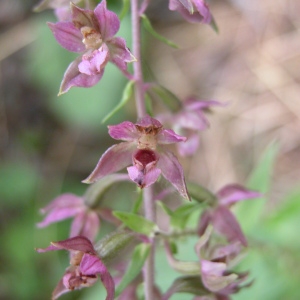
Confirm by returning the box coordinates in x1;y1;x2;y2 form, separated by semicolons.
169;0;212;24
175;110;208;131
158;150;190;200
80;253;115;300
108;37;136;71
177;132;199;157
37;194;84;228
94;0;120;40
52;278;70;300
169;0;194;13
71;211;100;241
51;236;97;254
59;56;104;94
36;236;96;254
127;165;161;188
212;206;247;247
108;121;138;141
48;21;85;52
71;2;95;29
157;129;187;144
82;142;134;183
201;260;238;292
78;47;109;75
185;98;225;110
217;184;261;206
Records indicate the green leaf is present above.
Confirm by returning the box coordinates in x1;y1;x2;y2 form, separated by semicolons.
115;243;151;296
119;0;130;20
95;230;137;266
147;84;182;113
171;203;201;229
83;174;129;208
141;14;179;49
132;188;143;214
235;142;279;233
187;182;217;205
210;16;219;33
113;211;157;235
101;80;134;123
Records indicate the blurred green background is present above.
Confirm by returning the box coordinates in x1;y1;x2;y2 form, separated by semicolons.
0;0;300;299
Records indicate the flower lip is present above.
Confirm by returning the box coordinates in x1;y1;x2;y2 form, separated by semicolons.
134;149;158;169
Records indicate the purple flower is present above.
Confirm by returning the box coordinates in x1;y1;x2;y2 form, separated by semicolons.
36;236;114;300
171;98;224;156
196;231;250;299
169;0;212;24
198;184;261;246
83;115;190;200
37;193;102;241
48;1;135;94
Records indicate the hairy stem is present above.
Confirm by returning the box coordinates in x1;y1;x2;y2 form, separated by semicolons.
131;0;146;118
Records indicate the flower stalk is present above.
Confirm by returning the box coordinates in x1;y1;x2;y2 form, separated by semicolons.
131;0;146;118
131;0;155;298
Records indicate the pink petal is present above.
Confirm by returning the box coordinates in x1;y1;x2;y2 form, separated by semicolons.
136;115;162;128
80;254;115;300
127;165;161;188
82;142;134;183
157;129;187;144
201;260;238;292
54;7;72;22
175;110;209;131
107;37;135;71
169;0;212;24
217;184;261;206
71;211;100;241
157;150;190;200
185;98;225;110
48;21;85;52
71;3;95;29
59;56;104;94
37;194;84;228
39;193;83;213
78;47;109;75
169;0;194;13
197;210;212;236
212;206;247;247
177;132;199;157
108;121;138;141
52;278;70;300
194;0;212;23
51;236;96;254
94;0;120;40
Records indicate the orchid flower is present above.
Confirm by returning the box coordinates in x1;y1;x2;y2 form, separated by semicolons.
198;184;261;246
36;236;114;300
48;0;135;94
83;115;190;200
37;193;101;241
169;0;212;24
171;98;224;156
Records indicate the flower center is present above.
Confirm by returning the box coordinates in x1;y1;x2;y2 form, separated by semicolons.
81;26;102;49
136;124;161;150
134;149;157;168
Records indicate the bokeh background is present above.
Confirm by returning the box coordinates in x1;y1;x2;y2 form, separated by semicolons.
0;0;299;299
